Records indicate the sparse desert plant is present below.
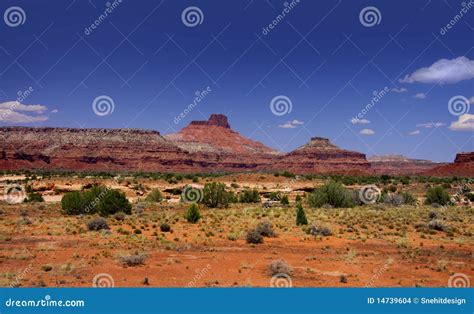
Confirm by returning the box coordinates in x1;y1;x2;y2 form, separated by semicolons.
295;195;302;203
428;219;448;232
425;186;450;206
246;229;263;244
400;192;416;205
307;181;354;208
119;252;147;267
268;259;292;276
145;189;163;202
296;203;308;226
87;217;110;231
160;222;171;232
25;192;44;203
185;203;201;223
255;221;276;237
113;212;126;221
202;182;233;208
239;189;260;203
308;224;332;236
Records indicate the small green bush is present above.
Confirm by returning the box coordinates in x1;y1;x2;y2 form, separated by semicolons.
185;203;201;223
296;203;308;225
202;182;233;208
308;181;354;208
255;221;276;237
280;195;289;205
96;189;132;217
425;186;450;205
25;192;44;203
160;222;171;232
145;189;163;202
239;189;260;203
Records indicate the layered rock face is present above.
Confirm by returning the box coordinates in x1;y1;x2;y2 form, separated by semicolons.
425;152;474;177
368;155;442;175
0;127;198;172
271;137;371;174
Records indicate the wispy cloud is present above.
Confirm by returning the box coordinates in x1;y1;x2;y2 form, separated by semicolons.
414;93;426;99
400;56;474;84
391;87;407;93
409;130;420;135
416;122;445;128
278;119;304;129
0;101;49;123
351;118;370;124
449;114;474;131
360;128;375;135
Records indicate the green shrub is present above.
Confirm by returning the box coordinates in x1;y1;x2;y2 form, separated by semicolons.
160;222;171;232
96;189;132;217
401;192;416;205
296;203;308;225
239;189;260;203
185;203;201;223
202;182;233;208
25;192;44;203
280;195;289;205
61;186;131;216
425;186;450;205
145;189;163;202
268;191;281;201
307;181;354;208
295;195;302;203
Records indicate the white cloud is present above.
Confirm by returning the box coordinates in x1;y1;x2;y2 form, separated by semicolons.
409;130;420;135
449;114;474;131
278;119;304;129
400;56;474;84
0;101;49;123
0;101;47;112
278;122;296;129
469;96;474;105
351;118;370;124
391;87;408;93
414;93;427;99
416;122;446;128
360;128;375;135
51;109;59;113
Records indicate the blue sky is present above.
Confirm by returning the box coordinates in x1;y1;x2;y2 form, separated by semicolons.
0;0;473;162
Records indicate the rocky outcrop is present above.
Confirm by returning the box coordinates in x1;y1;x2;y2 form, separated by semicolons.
270;137;371;174
424;152;474;177
368;155;442;175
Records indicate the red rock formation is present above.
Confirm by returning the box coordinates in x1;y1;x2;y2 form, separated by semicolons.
368;155;443;175
424;152;474;177
271;137;371;174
